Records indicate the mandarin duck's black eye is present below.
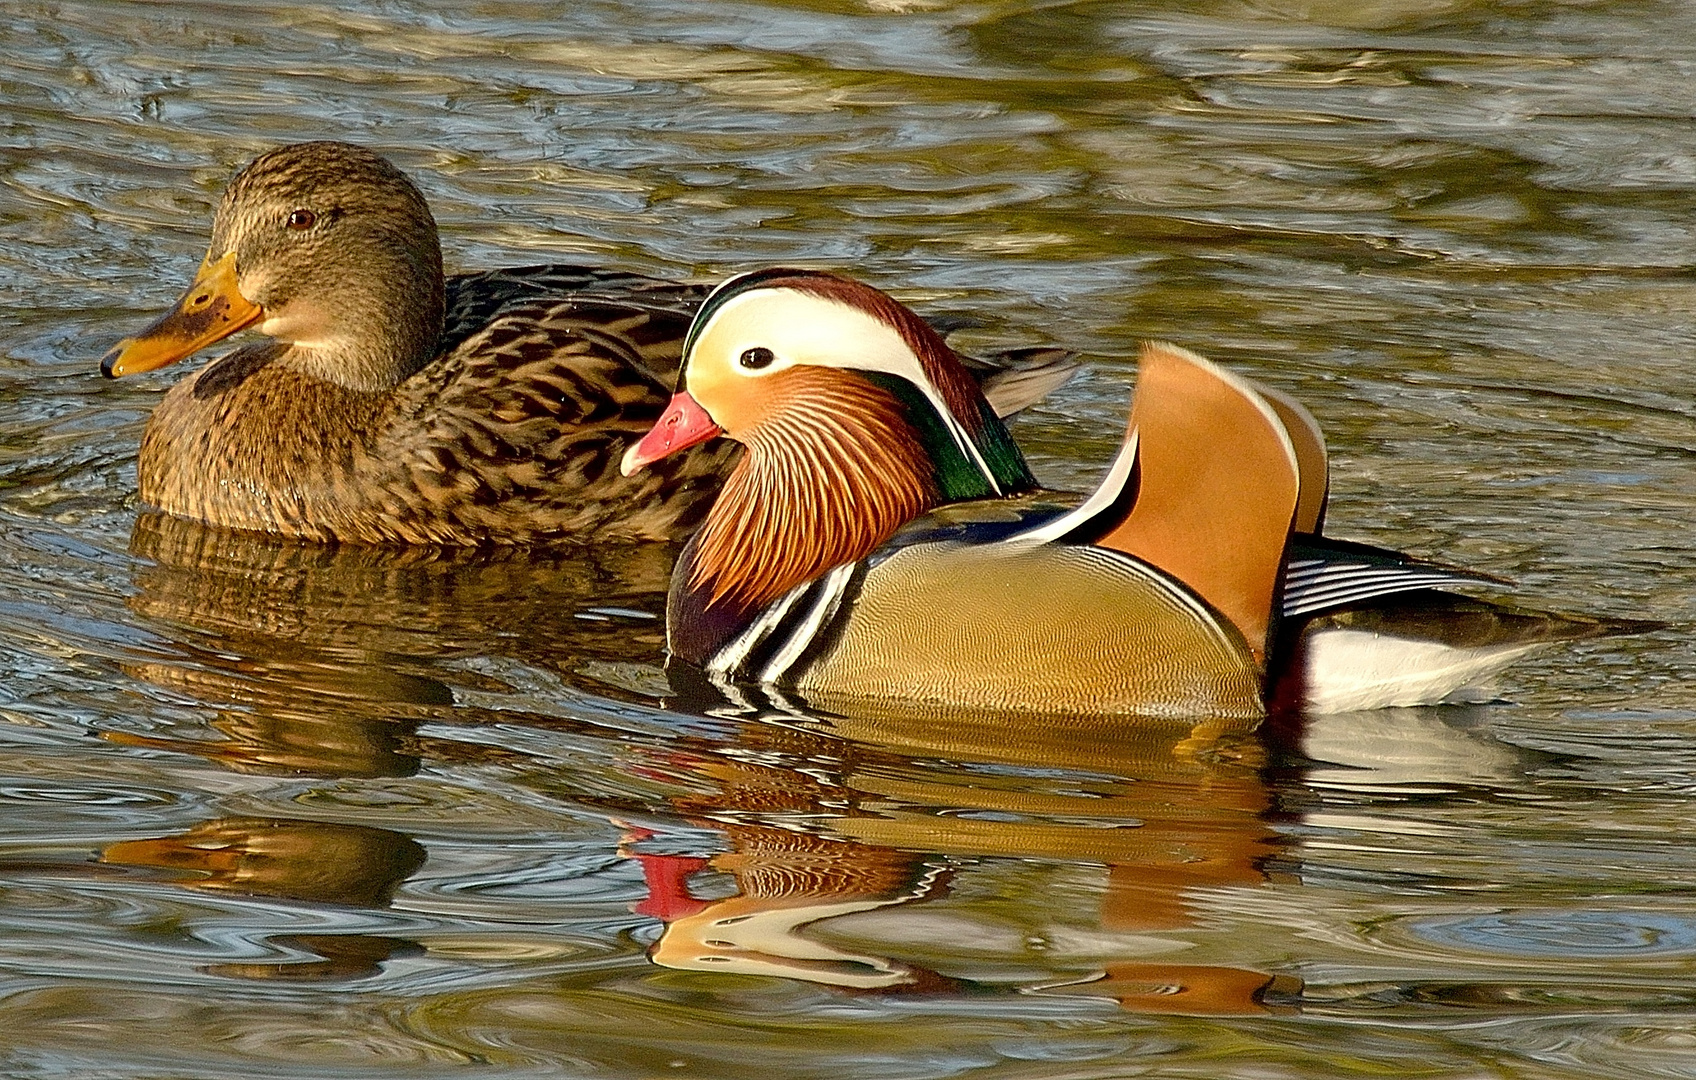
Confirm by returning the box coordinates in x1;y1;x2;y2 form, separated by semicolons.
739;346;775;370
285;208;317;231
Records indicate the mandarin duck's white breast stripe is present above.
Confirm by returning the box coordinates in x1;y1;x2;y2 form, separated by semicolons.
706;583;810;676
1006;431;1138;548
758;563;857;684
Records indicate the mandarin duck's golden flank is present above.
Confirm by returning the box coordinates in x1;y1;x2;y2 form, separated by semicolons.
100;142;1073;545
623;269;1650;718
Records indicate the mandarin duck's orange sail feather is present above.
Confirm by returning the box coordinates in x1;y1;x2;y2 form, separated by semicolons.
1094;343;1301;662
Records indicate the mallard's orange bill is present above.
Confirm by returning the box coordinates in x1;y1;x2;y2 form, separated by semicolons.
620;390;723;475
101;834;242;877
100;251;263;378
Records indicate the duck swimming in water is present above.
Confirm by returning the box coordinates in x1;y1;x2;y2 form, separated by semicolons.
100;142;1072;545
623;268;1648;717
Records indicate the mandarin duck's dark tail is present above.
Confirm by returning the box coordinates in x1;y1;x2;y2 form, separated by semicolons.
1271;587;1663;716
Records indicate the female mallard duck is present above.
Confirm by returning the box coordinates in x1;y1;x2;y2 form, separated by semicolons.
100;141;1072;545
622;268;1648;717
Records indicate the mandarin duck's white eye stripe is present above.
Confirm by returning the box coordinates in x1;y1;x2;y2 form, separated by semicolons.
679;267;814;382
689;285;1004;494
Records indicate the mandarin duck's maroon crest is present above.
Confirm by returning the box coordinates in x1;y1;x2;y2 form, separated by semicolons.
627;269;1653;719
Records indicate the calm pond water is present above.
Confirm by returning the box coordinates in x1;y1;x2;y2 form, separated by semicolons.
4;1;1696;1077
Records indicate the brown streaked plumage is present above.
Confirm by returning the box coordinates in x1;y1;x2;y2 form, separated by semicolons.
128;280;733;543
102;142;1075;545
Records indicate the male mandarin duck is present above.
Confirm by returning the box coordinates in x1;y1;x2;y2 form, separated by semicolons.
622;268;1647;717
99;141;1073;544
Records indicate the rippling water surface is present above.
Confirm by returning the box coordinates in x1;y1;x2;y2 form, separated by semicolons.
5;1;1696;1077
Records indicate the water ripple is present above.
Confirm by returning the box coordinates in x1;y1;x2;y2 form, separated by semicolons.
2;1;1696;1077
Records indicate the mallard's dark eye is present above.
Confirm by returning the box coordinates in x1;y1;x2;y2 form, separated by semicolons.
739;347;775;370
286;208;317;231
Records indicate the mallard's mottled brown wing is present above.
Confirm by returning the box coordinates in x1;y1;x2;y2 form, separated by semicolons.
445;264;1078;417
960;344;1080;419
441;265;708;359
371;268;1076;543
383;293;739;543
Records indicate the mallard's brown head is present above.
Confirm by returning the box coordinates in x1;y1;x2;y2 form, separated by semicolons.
102;141;445;392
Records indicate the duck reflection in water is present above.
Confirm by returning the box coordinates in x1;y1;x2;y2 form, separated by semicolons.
102;511;1550;1012
95;816;426;981
109;510;680;778
110;511;1298;1010
612;697;1300;1016
96;512;683;982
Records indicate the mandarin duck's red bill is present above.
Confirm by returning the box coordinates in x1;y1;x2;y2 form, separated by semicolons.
635;268;1655;719
99;141;1075;546
621;391;721;477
